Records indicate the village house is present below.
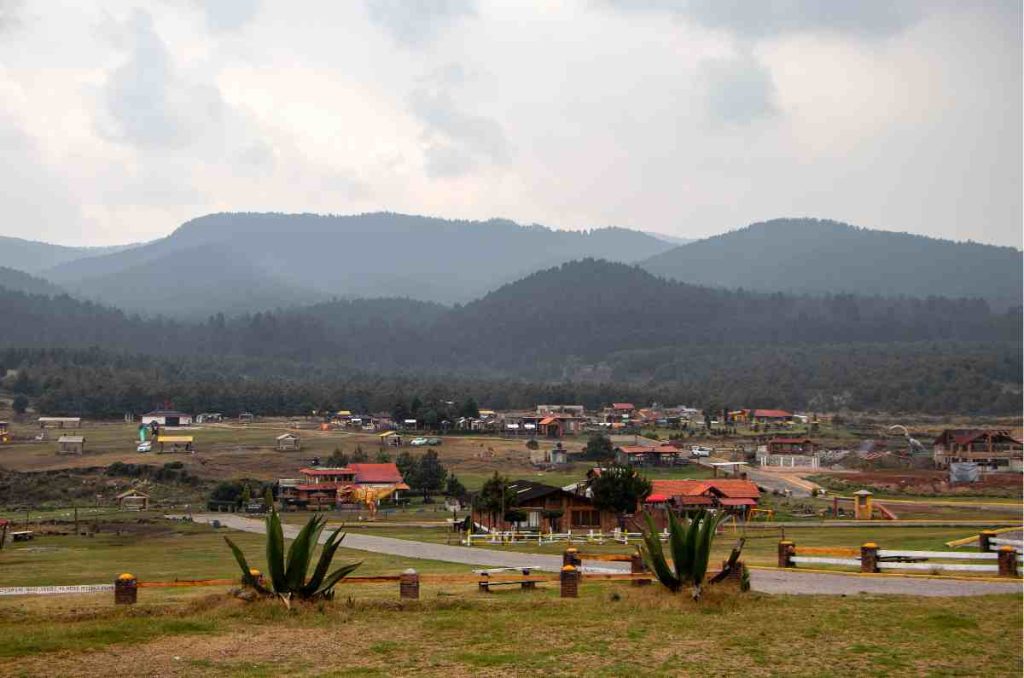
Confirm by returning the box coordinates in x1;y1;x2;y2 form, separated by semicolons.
766;437;816;455
278;463;409;510
643;478;761;526
56;434;85;455
275;432;301;451
932;429;1023;471
141;410;193;427
471;479;621;532
603;402;636;424
614;443;685;467
529;442;570;466
735;409;793;425
536;412;584;438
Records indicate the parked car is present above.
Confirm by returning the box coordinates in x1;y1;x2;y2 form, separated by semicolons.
426;437;442;446
410;437;429;447
137;440;152;453
690;445;713;457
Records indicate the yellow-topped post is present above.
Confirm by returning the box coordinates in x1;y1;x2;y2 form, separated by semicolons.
115;572;138;604
860;542;879;573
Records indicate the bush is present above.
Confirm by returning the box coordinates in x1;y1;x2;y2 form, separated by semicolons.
525;439;539;450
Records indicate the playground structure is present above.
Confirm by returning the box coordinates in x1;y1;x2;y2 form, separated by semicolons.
0;422;9;444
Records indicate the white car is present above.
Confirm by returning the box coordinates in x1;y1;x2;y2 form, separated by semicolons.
137;440;153;453
410;437;429;446
690;445;713;458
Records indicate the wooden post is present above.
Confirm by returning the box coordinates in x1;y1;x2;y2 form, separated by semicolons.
400;568;420;599
560;565;579;598
563;547;581;568
115;573;138;605
997;546;1018;578
630;552;650;585
860;542;879;573
978;530;996;553
777;540;795;568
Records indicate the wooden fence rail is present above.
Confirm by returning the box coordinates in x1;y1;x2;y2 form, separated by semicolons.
779;540;1021;578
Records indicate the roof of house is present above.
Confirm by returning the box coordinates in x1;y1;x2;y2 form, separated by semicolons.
612;403;635;410
116;489;149;499
943;429;1023;446
718;498;758;507
752;409;792;418
539;417;557;426
300;467;355;476
276;433;300;440
616;445;678;455
706;479;761;499
349;463;404;484
57;435;84;443
505;479;579;504
769;438;814;445
650;480;712;497
144;410;190;417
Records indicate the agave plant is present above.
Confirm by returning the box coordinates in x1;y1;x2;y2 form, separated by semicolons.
224;510;361;607
639;508;735;601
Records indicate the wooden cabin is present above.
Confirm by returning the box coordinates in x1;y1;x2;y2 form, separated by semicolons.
56;435;85;455
275;433;301;451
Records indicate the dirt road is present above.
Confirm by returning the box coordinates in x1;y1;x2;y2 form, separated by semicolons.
193;514;1022;597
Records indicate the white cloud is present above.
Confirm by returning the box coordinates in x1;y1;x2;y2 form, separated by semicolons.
0;1;1017;249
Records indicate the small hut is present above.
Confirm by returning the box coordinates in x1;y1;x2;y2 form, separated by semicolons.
57;435;85;455
238;412;255;424
276;432;301;451
117;489;150;511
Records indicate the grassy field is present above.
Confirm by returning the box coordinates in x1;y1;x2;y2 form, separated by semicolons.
0;582;1019;676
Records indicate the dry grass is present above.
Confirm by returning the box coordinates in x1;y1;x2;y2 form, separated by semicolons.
0;584;1019;677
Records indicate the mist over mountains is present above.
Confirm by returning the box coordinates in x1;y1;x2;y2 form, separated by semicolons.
42;212;677;316
6;213;1019;317
642;218;1023;309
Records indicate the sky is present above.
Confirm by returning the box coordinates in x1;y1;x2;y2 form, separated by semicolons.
0;0;1021;248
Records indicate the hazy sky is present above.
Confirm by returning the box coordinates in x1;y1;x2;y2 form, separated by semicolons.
1;0;1021;247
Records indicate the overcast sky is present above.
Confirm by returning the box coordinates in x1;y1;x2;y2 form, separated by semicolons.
1;0;1021;247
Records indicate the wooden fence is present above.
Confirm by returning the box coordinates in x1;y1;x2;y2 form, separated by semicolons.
778;539;1021;577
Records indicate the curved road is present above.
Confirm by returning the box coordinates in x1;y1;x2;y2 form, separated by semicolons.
192;514;1022;597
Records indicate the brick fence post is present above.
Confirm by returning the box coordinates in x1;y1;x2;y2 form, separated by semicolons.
860;542;879;573
114;573;138;605
978;530;996;553
777;540;795;568
560;565;579;598
563;547;581;568
400;568;420;599
997;546;1018;578
630;552;649;586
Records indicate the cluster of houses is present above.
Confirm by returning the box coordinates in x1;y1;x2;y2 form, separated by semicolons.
276;463;410;511
467;472;763;532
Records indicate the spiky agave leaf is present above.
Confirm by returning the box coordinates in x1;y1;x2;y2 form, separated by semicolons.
686;509;709;584
640;512;681;592
313;560;362;598
709;537;746;585
224;535;271;594
666;509;692;584
284;514;323;593
301;527;347;597
691;510;721;599
265;509;287;592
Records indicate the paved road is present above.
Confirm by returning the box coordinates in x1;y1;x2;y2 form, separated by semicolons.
192;514;1022;597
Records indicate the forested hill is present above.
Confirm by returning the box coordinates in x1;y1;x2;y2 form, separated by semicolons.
0;235;136;274
43;212;677;315
0;259;1020;414
0;267;64;296
642;218;1024;308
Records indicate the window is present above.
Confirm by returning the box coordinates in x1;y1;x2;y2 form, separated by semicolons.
571;509;600;528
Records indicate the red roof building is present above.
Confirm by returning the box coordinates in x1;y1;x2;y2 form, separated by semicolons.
644;479;760;519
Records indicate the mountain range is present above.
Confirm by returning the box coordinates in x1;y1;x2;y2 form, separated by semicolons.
3;213;1021;317
643;218;1023;309
1;258;1020;414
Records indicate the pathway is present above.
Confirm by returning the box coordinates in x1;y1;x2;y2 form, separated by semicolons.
192;514;1022;597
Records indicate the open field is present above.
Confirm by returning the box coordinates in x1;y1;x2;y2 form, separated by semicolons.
0;583;1019;676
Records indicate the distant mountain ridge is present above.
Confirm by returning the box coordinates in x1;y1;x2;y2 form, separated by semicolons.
44;212;677;316
0;267;64;296
0;235;137;274
642;218;1023;308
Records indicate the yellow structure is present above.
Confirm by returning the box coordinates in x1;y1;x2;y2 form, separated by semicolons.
853;489;873;520
339;485;399;518
0;421;9;444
